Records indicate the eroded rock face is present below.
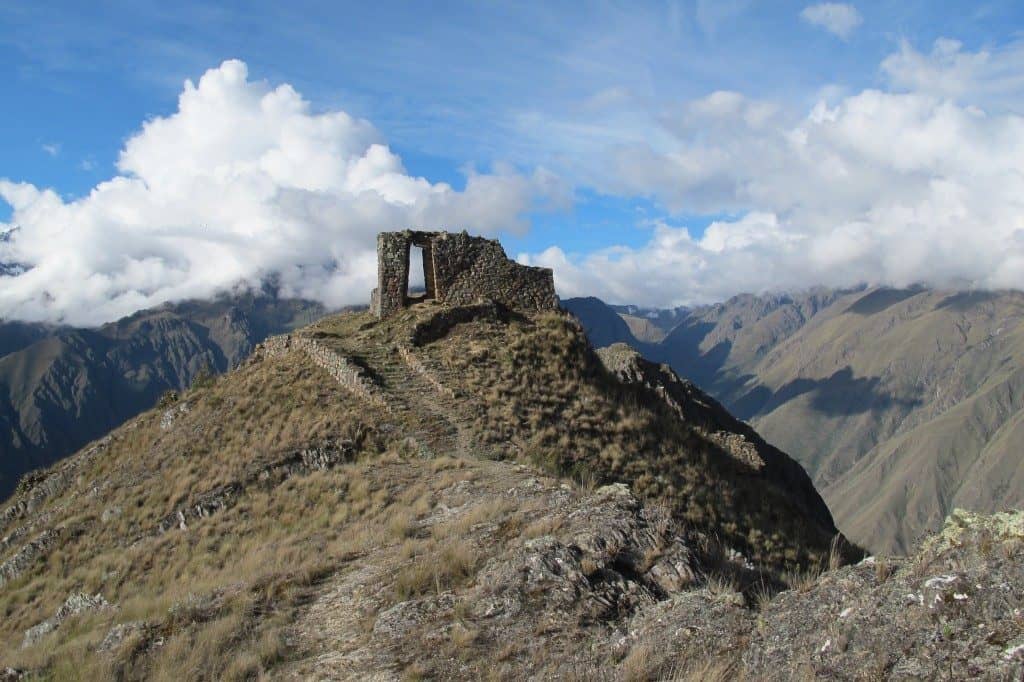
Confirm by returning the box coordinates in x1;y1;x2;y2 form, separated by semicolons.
361;480;723;679
330;466;1022;681
618;509;1024;681
469;483;696;626
0;529;64;589
23;593;114;648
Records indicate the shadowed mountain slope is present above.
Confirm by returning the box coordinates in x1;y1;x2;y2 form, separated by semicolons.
0;293;325;500
566;288;1024;554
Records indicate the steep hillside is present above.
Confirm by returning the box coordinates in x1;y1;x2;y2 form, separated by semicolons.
562;297;641;349
0;303;1018;680
0;293;325;500
0;322;52;359
567;288;1024;554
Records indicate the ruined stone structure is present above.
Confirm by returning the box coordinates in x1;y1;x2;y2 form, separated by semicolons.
254;334;388;409
370;230;558;319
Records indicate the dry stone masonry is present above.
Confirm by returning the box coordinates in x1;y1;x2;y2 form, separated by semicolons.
371;230;558;319
255;334;387;409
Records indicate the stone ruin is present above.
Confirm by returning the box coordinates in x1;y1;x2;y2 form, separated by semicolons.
370;230;558;319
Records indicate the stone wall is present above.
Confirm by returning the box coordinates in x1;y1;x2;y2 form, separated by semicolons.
255;334;388;409
372;232;412;319
371;230;557;319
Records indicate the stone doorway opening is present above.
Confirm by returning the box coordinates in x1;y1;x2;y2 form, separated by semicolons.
407;242;436;304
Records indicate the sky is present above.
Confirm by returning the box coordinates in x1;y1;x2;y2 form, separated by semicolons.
2;1;1024;324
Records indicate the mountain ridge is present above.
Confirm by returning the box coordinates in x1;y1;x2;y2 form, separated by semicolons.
0;300;1019;679
0;293;326;499
565;286;1024;554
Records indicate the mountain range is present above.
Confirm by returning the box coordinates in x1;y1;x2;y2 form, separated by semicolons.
565;286;1024;554
1;299;1019;679
0;292;325;499
2;283;1022;557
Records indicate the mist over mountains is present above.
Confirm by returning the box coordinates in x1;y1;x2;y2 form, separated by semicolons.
566;286;1024;554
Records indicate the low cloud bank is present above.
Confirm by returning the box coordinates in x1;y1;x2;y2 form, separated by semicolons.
524;39;1024;308
0;60;563;325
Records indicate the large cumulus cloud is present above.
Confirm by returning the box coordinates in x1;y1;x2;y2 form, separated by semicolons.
524;40;1024;307
0;60;563;325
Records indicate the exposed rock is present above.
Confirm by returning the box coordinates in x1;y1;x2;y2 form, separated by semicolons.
922;507;1024;555
101;505;123;523
23;592;114;648
20;621;55;649
97;621;148;653
156;483;241;533
0;528;64;588
159;401;189;430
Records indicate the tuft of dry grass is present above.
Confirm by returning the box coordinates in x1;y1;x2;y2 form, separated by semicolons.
705;573;742;599
621;643;663;682
782;567;822;593
393;540;480;601
433;498;514;540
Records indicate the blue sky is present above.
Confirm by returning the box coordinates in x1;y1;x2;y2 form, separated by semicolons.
2;1;1024;322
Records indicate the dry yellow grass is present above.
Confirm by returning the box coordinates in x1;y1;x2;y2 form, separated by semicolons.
0;306;851;679
0;348;406;678
422;310;838;570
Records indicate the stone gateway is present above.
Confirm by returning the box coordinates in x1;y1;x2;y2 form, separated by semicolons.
370;230;558;319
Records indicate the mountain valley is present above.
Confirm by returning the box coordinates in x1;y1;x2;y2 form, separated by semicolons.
566;287;1024;554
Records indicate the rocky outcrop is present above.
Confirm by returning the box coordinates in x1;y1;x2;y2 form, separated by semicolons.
624;508;1024;681
1;437;110;528
596;343;841;539
152;439;355;536
23;592;113;648
0;528;63;588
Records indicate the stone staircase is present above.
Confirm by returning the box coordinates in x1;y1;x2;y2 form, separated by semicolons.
343;343;470;458
259;331;472;459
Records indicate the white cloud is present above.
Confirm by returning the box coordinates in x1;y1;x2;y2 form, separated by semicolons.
41;143;60;157
525;42;1024;308
0;60;565;325
882;38;1024;108
800;3;862;40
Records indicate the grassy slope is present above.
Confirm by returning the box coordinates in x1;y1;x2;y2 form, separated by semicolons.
0;295;325;501
1;346;397;678
569;289;1024;555
0;305;844;678
402;307;840;567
